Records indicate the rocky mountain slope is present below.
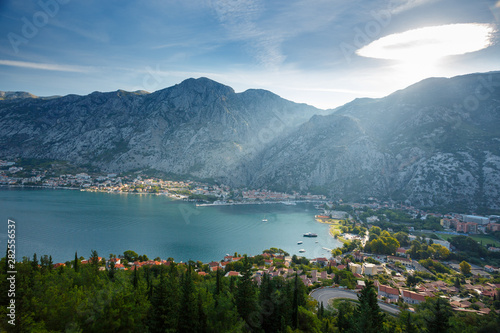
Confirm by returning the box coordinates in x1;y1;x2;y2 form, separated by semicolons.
1;72;499;211
0;78;322;182
248;72;500;211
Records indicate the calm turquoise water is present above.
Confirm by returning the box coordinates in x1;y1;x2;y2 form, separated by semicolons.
0;188;341;263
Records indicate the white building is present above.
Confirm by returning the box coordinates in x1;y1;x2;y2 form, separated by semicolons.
350;263;362;275
463;215;490;225
363;263;377;275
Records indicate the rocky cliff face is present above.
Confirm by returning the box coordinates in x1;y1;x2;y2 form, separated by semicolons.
247;72;500;211
1;73;499;210
0;77;322;182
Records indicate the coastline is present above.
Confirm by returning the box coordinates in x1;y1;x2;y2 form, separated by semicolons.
315;217;348;244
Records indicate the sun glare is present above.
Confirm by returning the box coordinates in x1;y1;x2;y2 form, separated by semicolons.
355;23;496;91
356;23;495;61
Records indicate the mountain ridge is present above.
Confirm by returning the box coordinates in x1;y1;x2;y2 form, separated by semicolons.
1;73;499;211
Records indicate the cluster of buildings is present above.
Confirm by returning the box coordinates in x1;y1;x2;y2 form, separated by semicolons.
440;214;500;234
242;190;326;201
377;279;499;315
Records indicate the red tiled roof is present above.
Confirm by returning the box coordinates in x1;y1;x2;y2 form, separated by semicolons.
379;285;399;295
402;290;425;302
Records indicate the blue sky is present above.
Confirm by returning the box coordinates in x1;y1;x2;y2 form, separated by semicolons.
0;0;499;109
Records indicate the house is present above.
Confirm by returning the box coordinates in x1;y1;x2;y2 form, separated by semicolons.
356;280;366;290
108;258;121;265
395;248;407;257
225;271;242;277
378;284;400;303
401;290;426;304
315;257;329;267
115;264;125;270
350;263;362;275
210;266;222;272
456;221;478;234
387;255;412;267
487;223;500;232
484;265;499;273
363;263;377;275
208;261;221;272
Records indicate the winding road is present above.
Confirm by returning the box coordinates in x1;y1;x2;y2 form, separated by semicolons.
310;288;400;315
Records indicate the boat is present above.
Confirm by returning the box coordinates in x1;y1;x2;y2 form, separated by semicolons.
299;249;306;253
262;218;268;222
303;232;318;237
297;241;303;245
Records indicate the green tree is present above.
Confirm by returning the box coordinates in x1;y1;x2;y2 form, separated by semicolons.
90;249;99;274
74;251;79;272
149;270;171;333
459;261;471;275
178;263;199;333
336;301;355;332
399;311;418;333
424;298;452;333
235;255;258;327
354;280;385;333
123;250;138;262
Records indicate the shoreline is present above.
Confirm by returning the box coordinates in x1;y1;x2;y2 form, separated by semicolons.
0;185;328;205
315;217;348;244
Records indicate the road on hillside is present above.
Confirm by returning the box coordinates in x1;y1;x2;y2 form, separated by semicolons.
310;288;400;315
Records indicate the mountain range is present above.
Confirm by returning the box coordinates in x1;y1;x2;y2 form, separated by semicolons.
1;72;499;211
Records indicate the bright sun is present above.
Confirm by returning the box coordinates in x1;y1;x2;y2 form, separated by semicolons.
355;23;496;88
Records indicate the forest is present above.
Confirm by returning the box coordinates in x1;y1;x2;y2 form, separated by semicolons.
1;251;500;332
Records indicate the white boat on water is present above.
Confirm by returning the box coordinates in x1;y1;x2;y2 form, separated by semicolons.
297;241;303;245
299;249;306;253
262;218;268;222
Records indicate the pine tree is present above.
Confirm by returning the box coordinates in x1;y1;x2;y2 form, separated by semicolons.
133;266;139;289
178;263;199;333
149;270;170;333
215;267;221;296
336;301;354;332
292;273;299;329
355;280;385;333
235;255;258;327
74;251;79;272
32;253;39;272
400;311;418;333
259;273;276;332
318;302;325;319
425;298;452;333
90;249;99;273
48;255;53;272
454;276;461;288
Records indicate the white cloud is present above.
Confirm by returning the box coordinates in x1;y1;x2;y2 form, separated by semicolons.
356;23;495;60
0;60;91;72
389;0;438;14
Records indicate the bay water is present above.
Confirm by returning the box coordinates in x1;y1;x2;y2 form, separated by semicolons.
0;188;341;263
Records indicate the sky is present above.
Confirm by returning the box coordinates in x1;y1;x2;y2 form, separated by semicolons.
0;0;499;109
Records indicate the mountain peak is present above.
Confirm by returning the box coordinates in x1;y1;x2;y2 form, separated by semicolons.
0;91;38;100
174;77;235;95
